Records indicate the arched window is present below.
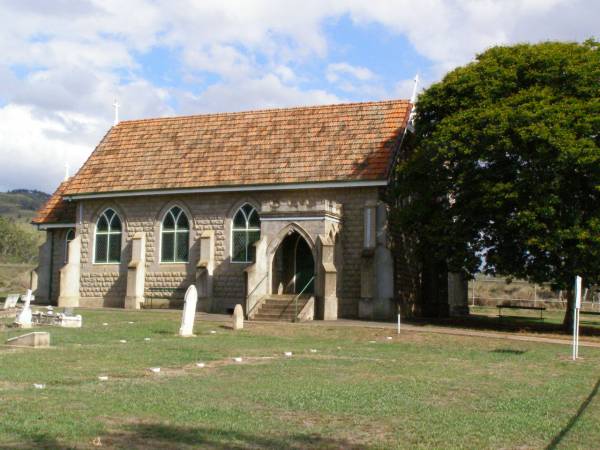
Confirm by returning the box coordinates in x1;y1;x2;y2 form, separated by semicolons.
161;206;189;263
64;228;75;263
232;203;260;263
94;209;122;263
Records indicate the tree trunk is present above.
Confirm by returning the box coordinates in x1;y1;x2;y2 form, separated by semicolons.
562;287;574;333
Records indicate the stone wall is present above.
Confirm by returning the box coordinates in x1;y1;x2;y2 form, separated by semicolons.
75;187;381;317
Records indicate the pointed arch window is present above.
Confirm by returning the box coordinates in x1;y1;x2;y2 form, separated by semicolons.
232;203;260;263
64;228;75;263
94;209;122;263
161;206;190;263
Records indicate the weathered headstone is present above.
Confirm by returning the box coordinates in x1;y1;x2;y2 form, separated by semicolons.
58;314;82;328
2;294;19;310
179;285;198;337
6;331;50;348
232;304;244;330
15;289;33;328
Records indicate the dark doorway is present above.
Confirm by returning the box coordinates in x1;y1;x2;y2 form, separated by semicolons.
272;230;315;295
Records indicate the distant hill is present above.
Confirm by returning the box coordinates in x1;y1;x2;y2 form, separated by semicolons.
0;189;50;222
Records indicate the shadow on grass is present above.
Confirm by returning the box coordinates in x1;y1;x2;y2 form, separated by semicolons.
103;423;362;450
405;314;600;338
546;377;600;450
0;433;65;450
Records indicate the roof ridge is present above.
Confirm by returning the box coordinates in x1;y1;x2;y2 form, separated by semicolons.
117;98;411;125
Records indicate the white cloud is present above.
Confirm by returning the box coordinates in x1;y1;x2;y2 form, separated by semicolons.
178;73;340;114
326;62;375;83
0;104;91;192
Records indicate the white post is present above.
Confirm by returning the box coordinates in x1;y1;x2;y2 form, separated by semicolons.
573;275;582;360
113;98;120;126
397;313;401;335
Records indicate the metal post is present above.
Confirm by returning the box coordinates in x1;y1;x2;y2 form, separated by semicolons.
397;314;401;335
573;275;582;361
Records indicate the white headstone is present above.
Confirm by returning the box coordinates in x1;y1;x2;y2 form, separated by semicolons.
3;294;19;310
59;314;82;328
232;304;244;330
15;290;33;328
179;285;198;337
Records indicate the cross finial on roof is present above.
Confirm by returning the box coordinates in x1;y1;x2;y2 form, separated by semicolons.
113;98;120;125
410;74;420;105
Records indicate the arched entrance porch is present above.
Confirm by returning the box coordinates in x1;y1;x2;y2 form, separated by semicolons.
271;230;315;296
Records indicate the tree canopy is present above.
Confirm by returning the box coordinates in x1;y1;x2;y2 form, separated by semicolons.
395;40;600;322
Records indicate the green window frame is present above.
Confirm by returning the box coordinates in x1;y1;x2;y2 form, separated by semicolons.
94;209;122;264
160;206;190;263
231;204;260;263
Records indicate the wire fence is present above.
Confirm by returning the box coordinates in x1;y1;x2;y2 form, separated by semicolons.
468;277;600;311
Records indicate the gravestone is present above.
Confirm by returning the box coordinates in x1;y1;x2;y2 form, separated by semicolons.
58;314;82;328
232;304;244;330
6;332;50;348
2;294;19;310
179;285;198;337
15;289;33;328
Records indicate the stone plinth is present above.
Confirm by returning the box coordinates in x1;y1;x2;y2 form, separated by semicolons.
6;332;50;348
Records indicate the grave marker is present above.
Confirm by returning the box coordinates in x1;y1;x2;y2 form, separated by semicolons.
179;285;198;337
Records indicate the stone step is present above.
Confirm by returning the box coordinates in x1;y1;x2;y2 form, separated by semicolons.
258;306;307;314
250;294;313;322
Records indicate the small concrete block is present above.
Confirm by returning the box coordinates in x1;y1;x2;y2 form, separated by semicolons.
6;332;50;348
196;362;205;368
233;357;242;363
144;338;151;341
119;340;127;343
309;349;317;353
149;367;161;373
209;330;216;334
33;383;46;389
284;352;293;357
98;376;109;381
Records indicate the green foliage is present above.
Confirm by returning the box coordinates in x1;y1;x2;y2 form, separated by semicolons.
0;217;39;263
396;40;600;292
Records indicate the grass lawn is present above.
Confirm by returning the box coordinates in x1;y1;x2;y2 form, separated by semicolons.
1;310;600;449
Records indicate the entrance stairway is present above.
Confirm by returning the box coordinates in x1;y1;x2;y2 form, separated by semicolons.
251;294;313;322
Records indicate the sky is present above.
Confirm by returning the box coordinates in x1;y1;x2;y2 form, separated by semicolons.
0;0;598;194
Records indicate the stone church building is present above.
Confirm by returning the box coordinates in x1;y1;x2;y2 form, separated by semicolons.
32;99;465;321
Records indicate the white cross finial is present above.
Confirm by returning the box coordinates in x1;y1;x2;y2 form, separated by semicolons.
64;162;70;181
113;98;120;125
410;74;420;104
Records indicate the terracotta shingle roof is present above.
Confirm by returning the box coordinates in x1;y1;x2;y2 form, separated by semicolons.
63;99;411;196
32;180;77;225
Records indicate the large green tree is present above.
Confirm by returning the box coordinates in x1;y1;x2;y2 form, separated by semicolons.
395;40;600;329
